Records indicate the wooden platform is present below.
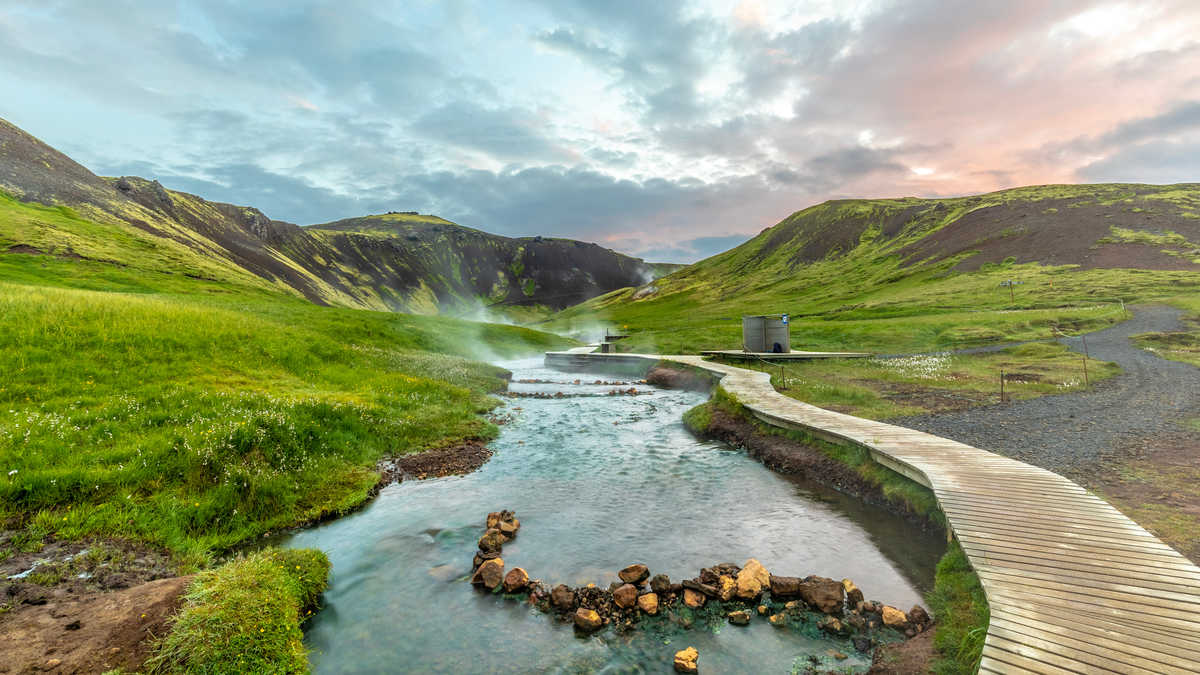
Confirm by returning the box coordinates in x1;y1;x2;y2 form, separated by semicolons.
546;349;1200;674
699;349;871;360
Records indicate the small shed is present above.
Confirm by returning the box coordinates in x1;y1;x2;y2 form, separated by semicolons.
742;314;790;353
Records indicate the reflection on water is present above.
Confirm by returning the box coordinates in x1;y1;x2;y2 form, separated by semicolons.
285;358;944;673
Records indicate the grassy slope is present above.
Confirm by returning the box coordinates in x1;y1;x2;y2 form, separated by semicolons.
544;184;1200;353
0;194;572;567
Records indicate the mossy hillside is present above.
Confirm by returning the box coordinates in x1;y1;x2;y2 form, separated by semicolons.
543;184;1200;353
145;548;330;675
686;388;984;673
0;252;572;567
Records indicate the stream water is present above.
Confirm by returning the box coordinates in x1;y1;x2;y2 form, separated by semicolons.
285;358;945;673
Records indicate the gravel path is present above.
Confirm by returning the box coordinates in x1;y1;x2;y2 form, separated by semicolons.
894;305;1200;479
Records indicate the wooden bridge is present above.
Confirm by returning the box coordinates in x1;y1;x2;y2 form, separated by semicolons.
545;349;1200;674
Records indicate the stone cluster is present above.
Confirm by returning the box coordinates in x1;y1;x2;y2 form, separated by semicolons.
468;512;933;673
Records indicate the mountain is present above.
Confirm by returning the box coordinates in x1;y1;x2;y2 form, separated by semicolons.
545;183;1200;352
0;117;675;316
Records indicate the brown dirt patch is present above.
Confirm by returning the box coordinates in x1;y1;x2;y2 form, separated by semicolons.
378;441;493;484
0;575;191;674
869;627;934;674
3;244;45;255
861;380;990;415
1089;427;1200;562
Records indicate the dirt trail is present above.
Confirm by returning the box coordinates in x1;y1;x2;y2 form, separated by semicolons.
896;304;1200;479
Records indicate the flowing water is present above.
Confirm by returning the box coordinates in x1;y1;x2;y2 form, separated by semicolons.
285;358;945;673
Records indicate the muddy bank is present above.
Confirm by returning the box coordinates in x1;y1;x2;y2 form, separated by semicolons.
0;575;190;674
377;440;494;484
645;364;716;393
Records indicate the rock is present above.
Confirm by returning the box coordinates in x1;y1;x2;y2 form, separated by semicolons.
908;604;931;626
673;647;699;673
798;576;845;614
637;592;659;615
498;519;519;538
551;584;576;611
614;583;638;609
486;511;503;529
714;562;741;576
47;659;62;668
735;559;769;600
757;604;768;616
716;575;736;602
833;652;848;661
473;550;499;570
728;609;751;625
818;615;846;636
574;607;603;632
471;558;504;590
768;613;786;627
682;579;719;598
649;574;672;595
853;636;872;654
478;528;506;553
882;605;908;628
618;564;650;584
842;578;864;608
502;567;529;593
844;612;867;630
769;574;802;598
784;599;806;612
683;587;707;608
698;567;720;585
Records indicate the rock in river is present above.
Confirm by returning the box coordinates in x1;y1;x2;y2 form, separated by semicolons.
882;605;908;629
735;558;769;599
716;575;736;602
502;567;529;593
613;583;638;609
637;592;659;615
551;584;576;612
682;588;706;608
842;578;864;608
471;558;504;590
618;563;650;585
649;573;672;595
673;647;699;673
798;576;845;614
477;528;506;553
727;610;751;626
574;607;603;632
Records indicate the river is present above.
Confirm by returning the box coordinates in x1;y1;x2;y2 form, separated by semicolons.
284;357;944;673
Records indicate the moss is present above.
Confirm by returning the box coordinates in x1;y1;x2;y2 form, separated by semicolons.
146;548;330;674
681;402;712;435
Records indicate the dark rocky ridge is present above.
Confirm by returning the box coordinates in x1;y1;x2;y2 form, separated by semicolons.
0;117;675;314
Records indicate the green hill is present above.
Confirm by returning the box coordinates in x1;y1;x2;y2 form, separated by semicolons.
0;117;673;318
544;184;1200;352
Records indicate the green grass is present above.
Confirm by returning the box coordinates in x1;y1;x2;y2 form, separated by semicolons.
145;548;330;674
926;544;989;674
0;252;571;567
730;341;1120;420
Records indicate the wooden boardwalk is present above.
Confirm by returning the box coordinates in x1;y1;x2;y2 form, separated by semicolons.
546;349;1200;674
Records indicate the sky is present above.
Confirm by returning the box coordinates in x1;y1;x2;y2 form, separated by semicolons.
2;1;1199;263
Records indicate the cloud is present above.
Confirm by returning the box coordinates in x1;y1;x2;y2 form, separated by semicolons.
636;234;754;264
410;101;569;161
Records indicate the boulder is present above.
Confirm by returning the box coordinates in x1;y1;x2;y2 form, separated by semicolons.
842;579;864;608
649;574;672;595
471;558;504;590
714;562;741;576
637;592;659;615
735;559;769;600
882;605;908;629
908;605;931;627
727;610;751;625
756;604;768;616
473;550;499;570
784;600;806;613
478;528;506;553
769;574;802;598
698;567;720;585
683;587;707;608
798;576;845;614
498;519;520;538
853;637;873;654
574;607;603;632
768;613;786;627
716;575;736;602
486;511;503;529
682;579;719;598
673;647;699;674
502;567;529;593
551;584;576;612
618;564;650;585
613;583;638;609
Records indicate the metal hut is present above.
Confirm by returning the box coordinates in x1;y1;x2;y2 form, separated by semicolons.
742;314;791;353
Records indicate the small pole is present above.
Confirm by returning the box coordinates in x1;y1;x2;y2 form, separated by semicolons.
1081;334;1089;360
1082;356;1089;389
1000;370;1005;403
1009;280;1015;304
